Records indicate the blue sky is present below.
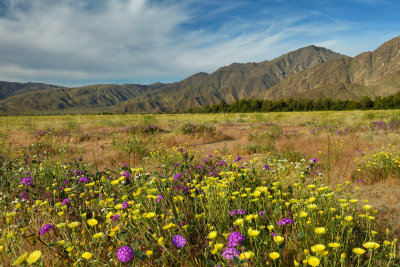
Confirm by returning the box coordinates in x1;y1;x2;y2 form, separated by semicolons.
0;0;399;87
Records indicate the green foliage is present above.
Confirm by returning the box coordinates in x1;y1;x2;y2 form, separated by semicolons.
178;122;216;136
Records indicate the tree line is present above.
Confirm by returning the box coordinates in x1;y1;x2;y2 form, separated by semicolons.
185;91;400;113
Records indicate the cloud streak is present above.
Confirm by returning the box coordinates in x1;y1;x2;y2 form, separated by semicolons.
0;0;398;86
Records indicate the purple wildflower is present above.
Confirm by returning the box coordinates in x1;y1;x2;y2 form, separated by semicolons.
172;235;186;248
227;232;245;247
175;163;180;167
221;248;240;260
217;161;225;166
74;170;83;176
157;195;164;202
116;246;134;263
234;156;242;162
20;191;28;199
236;209;246;215
121;171;131;178
121;202;129;209
196;165;202;170
40;224;54;235
228;211;236;216
78;176;91;183
174;173;182;181
112;214;120;221
310;158;318;163
271;231;277;237
277;218;294;225
62;198;70;206
263;164;271;170
258;210;266;216
359;180;365;183
20;177;34;187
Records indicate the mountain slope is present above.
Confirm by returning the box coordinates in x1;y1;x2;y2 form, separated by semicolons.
265;35;400;100
0;81;61;100
116;45;344;112
0;83;166;114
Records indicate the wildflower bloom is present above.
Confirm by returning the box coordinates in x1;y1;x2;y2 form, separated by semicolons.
82;252;92;260
328;242;340;248
40;224;54;235
62;198;70;205
221;248;240;260
363;242;380;250
248;228;260;237
277;218;294;225
353;247;366;255
93;232;103;239
227;232;245;247
263;164;271;170
87;219;98;227
68;222;80;229
208;231;217;239
111;214;120;221
236;209;246;215
269;252;280;260
308;256;320;266
273;236;284;243
157;195;164;202
12;252;28;266
314;227;326;235
26;251;41;265
116;246;134;262
172;235;186;248
20;177;34;187
311;244;326;253
78;176;91;183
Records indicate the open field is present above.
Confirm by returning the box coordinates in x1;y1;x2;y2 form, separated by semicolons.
0;110;399;266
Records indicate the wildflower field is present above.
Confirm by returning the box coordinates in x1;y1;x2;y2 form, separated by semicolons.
0;110;399;266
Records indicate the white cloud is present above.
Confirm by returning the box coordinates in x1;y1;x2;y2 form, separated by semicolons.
0;0;395;86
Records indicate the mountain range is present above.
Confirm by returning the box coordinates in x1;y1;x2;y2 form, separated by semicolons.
1;35;400;114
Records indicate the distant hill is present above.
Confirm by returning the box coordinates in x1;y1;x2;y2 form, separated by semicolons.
1;35;400;114
0;81;61;100
265;35;400;100
115;45;344;112
0;83;166;114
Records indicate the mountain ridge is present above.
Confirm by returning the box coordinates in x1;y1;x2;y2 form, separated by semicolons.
1;35;400;114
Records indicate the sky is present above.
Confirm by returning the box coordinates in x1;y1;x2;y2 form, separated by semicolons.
0;0;399;87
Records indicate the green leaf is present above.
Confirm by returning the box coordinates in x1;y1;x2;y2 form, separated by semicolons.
233;256;240;264
298;231;305;239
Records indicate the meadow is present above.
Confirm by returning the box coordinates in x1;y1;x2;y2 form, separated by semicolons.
0;110;399;266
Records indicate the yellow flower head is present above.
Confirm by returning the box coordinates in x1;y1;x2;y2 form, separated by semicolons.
208;231;218;239
12;252;28;266
233;218;244;226
239;251;255;260
273;236;284;243
314;227;326;235
353;248;366;255
146;250;153;256
93;232;104;239
328;242;340;248
311;244;326;253
82;252;93;260
248;228;260;237
68;222;80;229
308;256;320;267
269;252;280;260
363;242;380;250
87;219;98;227
26;250;42;265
